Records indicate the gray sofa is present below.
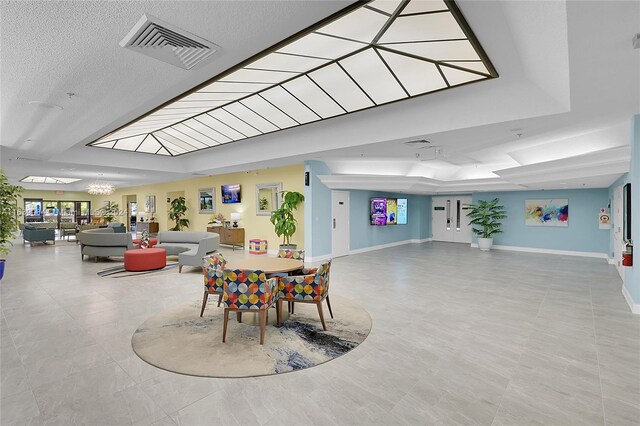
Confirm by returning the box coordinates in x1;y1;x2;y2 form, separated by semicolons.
77;228;134;261
106;222;126;233
23;224;55;245
156;231;220;272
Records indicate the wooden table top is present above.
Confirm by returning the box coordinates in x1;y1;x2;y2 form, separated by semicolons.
226;256;303;274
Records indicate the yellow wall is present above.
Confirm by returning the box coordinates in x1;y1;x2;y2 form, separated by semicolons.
91;164;305;248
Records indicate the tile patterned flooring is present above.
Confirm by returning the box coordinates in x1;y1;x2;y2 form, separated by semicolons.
1;240;638;425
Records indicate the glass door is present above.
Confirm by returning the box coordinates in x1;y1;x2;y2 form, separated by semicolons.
24;199;43;222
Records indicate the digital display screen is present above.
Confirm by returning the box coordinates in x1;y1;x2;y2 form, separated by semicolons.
370;198;387;226
397;198;408;225
386;198;397;225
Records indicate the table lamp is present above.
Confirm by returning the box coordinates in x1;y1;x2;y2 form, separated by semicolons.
230;212;241;228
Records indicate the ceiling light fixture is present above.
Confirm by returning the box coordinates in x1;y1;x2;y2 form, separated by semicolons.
89;0;497;157
87;177;115;195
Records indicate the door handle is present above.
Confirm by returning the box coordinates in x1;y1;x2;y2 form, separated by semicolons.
333;218;336;229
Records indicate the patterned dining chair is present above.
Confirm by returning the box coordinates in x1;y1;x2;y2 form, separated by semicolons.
222;269;279;345
200;252;226;317
276;259;332;331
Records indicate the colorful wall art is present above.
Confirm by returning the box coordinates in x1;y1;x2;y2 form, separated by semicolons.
525;199;569;227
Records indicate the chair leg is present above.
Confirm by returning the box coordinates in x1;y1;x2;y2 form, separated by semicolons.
276;300;282;326
259;310;267;345
288;301;292;314
236;312;242;323
222;308;229;343
178;265;183;273
325;295;334;319
291;302;295;314
316;301;327;331
200;292;208;317
217;293;223;307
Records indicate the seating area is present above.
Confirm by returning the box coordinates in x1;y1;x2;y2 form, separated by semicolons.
77;227;134;260
22;224;55;245
156;231;220;272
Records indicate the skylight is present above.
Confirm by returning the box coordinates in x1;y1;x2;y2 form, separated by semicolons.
20;176;82;184
89;0;497;156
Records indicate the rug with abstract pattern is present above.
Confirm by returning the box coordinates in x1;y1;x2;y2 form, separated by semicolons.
131;295;371;377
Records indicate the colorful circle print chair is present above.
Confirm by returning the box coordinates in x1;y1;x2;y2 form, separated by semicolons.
222;269;279;345
200;252;226;317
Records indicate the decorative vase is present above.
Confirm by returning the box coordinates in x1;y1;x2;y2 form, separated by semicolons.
477;237;494;251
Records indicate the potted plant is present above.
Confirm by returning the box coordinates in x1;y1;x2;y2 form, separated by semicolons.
0;169;24;279
466;198;506;251
270;190;304;249
169;196;190;231
101;203;119;223
208;213;225;225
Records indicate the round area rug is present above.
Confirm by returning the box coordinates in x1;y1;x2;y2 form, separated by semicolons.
131;295;371;378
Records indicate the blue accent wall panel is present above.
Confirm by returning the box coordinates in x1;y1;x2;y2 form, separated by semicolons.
304;160;333;258
471;189;609;254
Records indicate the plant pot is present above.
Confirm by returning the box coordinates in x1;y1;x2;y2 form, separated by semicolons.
279;244;297;250
0;259;5;280
477;237;494;251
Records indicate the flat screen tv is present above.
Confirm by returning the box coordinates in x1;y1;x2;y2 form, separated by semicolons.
370;198;387;226
397;198;408;225
221;184;241;204
386;198;397;225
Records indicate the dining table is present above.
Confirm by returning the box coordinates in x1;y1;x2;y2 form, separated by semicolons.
225;256;303;274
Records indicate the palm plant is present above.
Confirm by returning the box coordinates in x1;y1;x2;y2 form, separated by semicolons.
169;196;190;231
466;198;507;238
0;169;24;256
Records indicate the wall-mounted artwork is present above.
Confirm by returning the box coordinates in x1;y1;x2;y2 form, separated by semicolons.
144;195;156;213
199;188;214;214
525;199;568;227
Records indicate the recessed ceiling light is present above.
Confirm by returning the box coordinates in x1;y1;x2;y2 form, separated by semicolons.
27;101;63;111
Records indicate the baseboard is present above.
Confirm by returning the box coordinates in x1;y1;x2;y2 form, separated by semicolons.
621;285;640;314
608;258;617;265
349;238;431;256
469;243;608;260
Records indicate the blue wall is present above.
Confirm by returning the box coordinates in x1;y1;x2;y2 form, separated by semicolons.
621;115;639;305
349;190;430;251
471;189;610;254
304;160;333;258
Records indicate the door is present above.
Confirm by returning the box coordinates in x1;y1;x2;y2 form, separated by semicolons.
613;185;624;279
332;191;350;257
130;202;137;231
431;196;472;243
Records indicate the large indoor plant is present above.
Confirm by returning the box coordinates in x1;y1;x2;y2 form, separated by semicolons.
101;203;120;223
0;170;24;279
169;196;190;231
466;198;506;251
270;190;304;249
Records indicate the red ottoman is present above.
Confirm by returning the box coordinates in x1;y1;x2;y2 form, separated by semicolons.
124;248;166;272
132;237;158;248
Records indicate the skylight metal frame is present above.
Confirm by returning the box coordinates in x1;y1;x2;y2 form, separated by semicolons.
20;176;82;184
89;0;497;156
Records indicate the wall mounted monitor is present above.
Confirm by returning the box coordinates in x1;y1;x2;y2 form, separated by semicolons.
370;198;387;226
396;198;408;225
386;198;397;225
221;184;241;204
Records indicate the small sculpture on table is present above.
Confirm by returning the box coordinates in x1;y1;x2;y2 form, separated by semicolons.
139;230;150;249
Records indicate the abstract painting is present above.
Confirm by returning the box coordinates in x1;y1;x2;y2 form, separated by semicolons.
525;199;569;227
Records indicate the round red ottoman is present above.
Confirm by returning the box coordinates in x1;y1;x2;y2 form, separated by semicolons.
132;237;158;248
124;248;166;271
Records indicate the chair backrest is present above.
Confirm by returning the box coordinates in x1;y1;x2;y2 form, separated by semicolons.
202;253;226;292
277;249;305;261
222;269;276;310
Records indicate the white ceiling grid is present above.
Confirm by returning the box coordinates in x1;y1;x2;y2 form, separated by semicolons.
89;0;496;156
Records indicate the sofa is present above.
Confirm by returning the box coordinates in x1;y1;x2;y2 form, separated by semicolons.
77;228;134;261
23;224;55;245
156;231;220;272
106;222;126;233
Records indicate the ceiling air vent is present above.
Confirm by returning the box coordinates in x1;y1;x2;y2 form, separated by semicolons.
120;14;219;70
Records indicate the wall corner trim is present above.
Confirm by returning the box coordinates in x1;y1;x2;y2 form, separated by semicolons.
622;285;640;315
469;243;609;259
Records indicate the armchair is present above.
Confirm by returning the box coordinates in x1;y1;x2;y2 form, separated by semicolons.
222;269;279;345
60;222;78;241
23;225;55;245
277;260;332;330
200;253;226;317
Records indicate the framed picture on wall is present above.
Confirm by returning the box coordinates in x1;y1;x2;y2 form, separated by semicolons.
144;195;156;213
199;188;215;214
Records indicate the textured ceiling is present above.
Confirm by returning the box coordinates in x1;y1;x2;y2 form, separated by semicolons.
0;0;638;194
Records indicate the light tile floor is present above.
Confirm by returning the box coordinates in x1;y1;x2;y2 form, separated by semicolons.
1;239;639;425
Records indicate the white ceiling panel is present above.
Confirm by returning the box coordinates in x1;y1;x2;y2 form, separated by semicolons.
181;118;232;144
309;63;374;112
400;0;448;15
248;52;329;73
379;50;447;95
277;33;365;60
219;68;295;84
317;7;388;43
379;12;466;43
224;102;279;133
136;135;163;153
194;114;246;141
209;108;262;137
172;123;222;145
283;75;344;118
241;95;298;129
380;40;480;61
199;81;273;93
260;85;320;124
339;48;406;104
441;65;486;86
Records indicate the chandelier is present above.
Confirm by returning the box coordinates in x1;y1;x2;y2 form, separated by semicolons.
87;182;115;195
